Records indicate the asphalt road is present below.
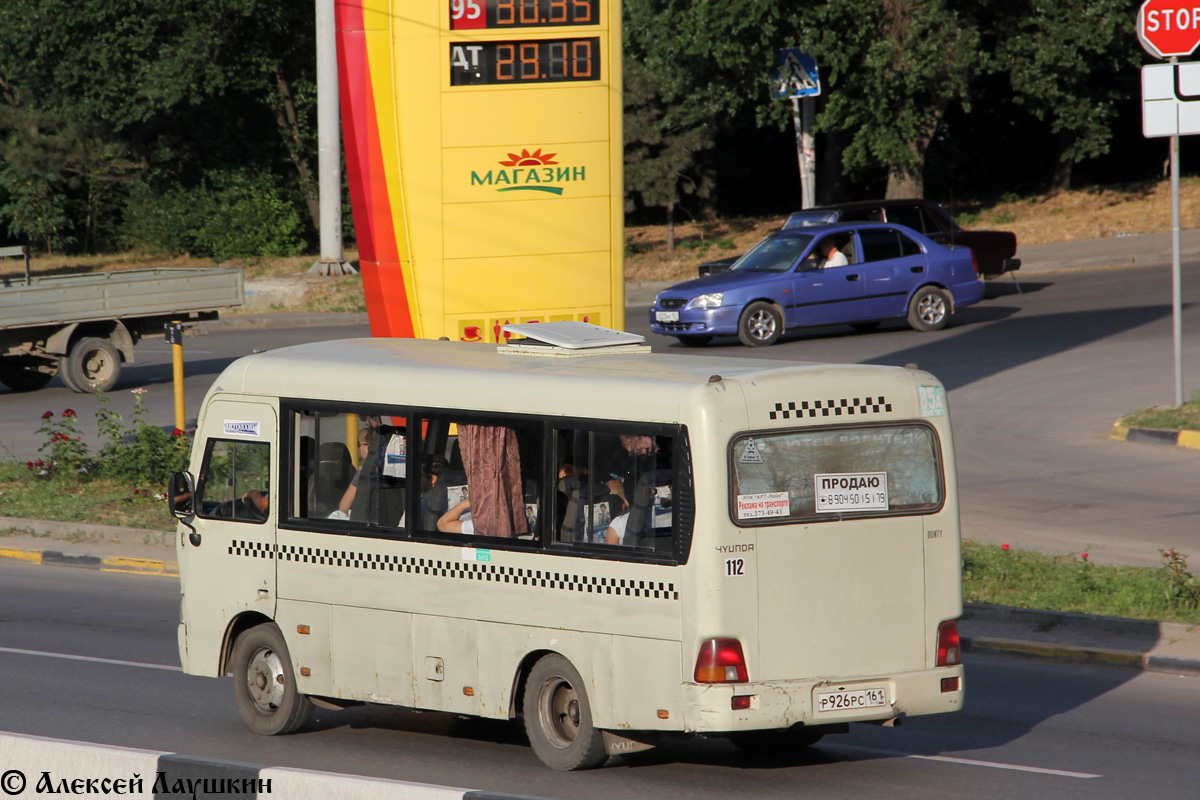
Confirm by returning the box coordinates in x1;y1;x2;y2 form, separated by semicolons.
1;561;1197;799
3;262;1200;567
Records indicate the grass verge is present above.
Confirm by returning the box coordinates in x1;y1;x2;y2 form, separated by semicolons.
0;462;175;533
962;540;1200;624
1119;396;1200;432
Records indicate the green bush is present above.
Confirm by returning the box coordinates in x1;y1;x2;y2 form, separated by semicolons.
122;169;306;261
95;389;191;486
962;541;1200;623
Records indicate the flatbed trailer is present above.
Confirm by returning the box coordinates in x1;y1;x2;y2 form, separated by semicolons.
0;266;244;392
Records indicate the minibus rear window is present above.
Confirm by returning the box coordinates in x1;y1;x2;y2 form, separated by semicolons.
729;423;943;525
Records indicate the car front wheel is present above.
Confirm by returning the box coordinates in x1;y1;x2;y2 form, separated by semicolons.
907;287;951;332
738;301;782;347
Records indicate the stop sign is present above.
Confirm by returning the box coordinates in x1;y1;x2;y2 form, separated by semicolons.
1139;0;1200;58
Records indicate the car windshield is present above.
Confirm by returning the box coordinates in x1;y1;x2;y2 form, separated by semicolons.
782;211;838;228
731;233;814;273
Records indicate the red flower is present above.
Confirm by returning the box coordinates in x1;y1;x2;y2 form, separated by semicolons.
25;461;33;470
1080;552;1088;561
1000;543;1010;551
172;428;184;437
42;411;53;419
62;409;76;418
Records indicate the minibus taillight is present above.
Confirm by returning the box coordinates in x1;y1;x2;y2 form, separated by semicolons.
936;620;961;667
694;638;748;683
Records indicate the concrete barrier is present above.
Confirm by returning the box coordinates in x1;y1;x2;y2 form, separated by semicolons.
0;732;525;799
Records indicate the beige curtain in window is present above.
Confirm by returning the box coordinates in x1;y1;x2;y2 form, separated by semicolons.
458;424;527;538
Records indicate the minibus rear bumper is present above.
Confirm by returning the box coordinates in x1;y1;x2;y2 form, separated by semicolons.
678;665;965;733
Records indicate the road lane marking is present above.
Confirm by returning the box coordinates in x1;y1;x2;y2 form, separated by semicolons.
909;754;1100;778
833;744;1101;779
0;646;181;672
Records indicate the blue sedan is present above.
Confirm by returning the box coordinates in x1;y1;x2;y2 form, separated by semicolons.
649;222;985;347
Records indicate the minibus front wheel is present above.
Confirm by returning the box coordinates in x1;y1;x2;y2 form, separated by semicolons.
523;654;607;770
231;623;314;736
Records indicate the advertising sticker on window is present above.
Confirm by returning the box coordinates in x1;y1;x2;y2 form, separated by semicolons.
815;472;888;513
736;491;790;520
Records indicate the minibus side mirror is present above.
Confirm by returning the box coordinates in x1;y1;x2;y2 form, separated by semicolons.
169;471;196;519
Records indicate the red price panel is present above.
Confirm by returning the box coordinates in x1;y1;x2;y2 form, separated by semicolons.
451;0;600;30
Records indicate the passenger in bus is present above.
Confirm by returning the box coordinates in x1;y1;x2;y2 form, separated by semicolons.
603;477;632;545
417;453;450;529
437;497;475;534
337;423;377;516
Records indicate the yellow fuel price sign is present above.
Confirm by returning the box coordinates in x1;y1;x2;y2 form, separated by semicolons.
336;0;623;342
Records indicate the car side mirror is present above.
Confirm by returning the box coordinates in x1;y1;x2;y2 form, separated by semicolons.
799;255;820;272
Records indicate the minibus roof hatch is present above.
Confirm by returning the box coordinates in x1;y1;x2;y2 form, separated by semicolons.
498;321;651;356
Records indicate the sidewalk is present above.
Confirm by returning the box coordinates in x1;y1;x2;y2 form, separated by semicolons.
2;517;1198;677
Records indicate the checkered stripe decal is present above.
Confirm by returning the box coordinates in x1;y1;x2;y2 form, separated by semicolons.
769;396;893;420
229;541;679;600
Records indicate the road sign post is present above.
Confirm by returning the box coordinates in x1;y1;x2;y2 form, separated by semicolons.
1138;0;1197;406
771;49;820;209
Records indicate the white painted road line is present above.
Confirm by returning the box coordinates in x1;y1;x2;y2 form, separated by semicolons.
833;744;1102;779
0;646;181;672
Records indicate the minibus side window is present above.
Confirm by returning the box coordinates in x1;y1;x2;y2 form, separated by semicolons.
416;414;542;543
730;424;943;525
195;440;271;523
553;428;675;551
290;409;408;529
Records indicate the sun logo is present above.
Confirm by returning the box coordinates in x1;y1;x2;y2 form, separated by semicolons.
499;148;558;167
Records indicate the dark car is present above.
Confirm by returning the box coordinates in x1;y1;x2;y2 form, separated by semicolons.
654;222;985;347
697;199;1020;279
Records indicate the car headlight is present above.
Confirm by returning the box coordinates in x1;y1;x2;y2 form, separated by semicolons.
689;292;724;309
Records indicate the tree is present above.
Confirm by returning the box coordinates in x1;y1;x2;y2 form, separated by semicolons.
623;0;811;238
810;0;982;198
993;0;1140;191
0;0;318;253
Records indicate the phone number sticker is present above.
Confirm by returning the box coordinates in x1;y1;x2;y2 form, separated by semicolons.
814;472;888;513
736;491;790;520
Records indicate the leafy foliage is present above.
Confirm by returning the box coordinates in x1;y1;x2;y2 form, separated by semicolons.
0;0;318;255
31;391;191;489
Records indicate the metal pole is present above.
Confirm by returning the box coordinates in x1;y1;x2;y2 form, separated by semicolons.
793;99;816;209
310;0;355;276
801;97;816;208
1171;130;1184;407
165;322;186;434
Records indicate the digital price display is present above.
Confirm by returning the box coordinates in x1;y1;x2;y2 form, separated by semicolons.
451;0;600;29
336;0;623;343
450;37;600;85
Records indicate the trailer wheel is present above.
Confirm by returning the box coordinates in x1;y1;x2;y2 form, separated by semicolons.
64;337;121;393
0;364;52;392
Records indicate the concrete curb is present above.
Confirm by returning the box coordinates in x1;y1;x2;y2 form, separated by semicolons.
0;731;524;799
0;546;177;576
963;636;1200;676
960;603;1200;676
1111;421;1200;450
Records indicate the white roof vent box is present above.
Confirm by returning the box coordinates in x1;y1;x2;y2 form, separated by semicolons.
497;321;651;357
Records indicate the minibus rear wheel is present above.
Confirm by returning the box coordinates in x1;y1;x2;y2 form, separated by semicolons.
231;623;314;735
522;654;608;770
